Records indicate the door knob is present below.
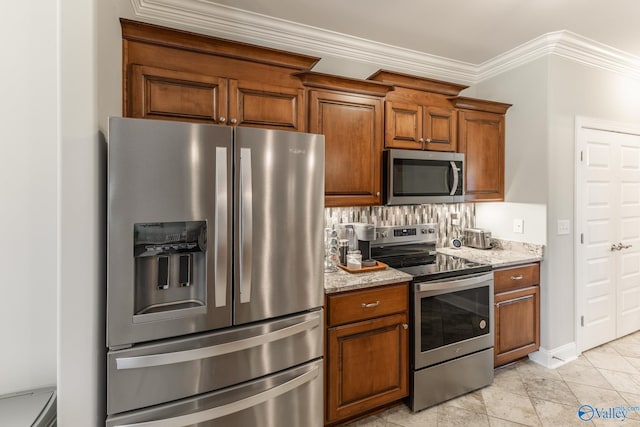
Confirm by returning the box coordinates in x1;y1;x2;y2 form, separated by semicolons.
611;243;633;251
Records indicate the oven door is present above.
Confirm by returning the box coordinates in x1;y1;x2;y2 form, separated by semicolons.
413;272;494;369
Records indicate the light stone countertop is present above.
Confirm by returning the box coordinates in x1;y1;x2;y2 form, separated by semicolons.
324;266;413;294
437;242;544;269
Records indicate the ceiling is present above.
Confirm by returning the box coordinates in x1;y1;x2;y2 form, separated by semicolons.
205;0;640;64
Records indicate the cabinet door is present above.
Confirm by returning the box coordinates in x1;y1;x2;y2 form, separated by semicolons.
494;286;540;366
228;80;305;131
458;110;505;201
384;101;423;149
326;313;408;424
129;64;227;123
308;90;383;207
423;105;457;152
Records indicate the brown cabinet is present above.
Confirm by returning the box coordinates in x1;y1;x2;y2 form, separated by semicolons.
452;97;512;202
129;64;305;130
297;72;392;207
122;19;317;131
325;283;409;425
368;70;467;152
493;263;540;367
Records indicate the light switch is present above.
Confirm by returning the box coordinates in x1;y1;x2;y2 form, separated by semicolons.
513;219;524;234
557;219;570;235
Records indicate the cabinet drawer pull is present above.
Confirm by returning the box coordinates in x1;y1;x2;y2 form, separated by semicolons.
510;275;524;280
496;294;533;307
361;301;380;309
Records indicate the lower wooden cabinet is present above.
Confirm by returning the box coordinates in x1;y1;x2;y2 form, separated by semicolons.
493;263;541;367
325;283;409;425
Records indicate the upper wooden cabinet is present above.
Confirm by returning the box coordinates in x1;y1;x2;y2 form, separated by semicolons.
368;70;467;152
121;19;317;131
451;97;512;202
296;72;393;207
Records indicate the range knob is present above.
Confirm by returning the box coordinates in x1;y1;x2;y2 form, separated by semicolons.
421;228;436;234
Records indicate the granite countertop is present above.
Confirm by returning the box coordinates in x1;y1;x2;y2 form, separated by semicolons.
437;239;544;269
324;266;413;294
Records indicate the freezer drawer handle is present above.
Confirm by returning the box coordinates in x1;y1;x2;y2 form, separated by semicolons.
116;365;320;427
114;364;319;427
115;315;321;370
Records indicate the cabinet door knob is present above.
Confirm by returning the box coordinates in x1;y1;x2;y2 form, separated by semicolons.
361;301;380;309
218;117;227;123
230;118;238;124
402;323;408;330
376;192;380;197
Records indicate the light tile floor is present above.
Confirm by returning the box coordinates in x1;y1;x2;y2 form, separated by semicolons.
350;331;640;426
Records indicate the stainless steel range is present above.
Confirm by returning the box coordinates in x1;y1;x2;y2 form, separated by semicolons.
371;223;494;412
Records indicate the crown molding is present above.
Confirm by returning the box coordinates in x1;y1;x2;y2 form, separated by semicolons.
478;31;640;82
131;0;640;84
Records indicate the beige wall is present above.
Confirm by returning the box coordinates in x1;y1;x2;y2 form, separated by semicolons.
471;55;640;355
0;0;58;396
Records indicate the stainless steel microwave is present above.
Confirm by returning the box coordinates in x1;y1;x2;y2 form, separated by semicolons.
383;149;464;205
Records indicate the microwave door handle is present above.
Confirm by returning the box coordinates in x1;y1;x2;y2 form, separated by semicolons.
214;146;228;307
113;365;320;427
449;161;459;196
239;147;253;304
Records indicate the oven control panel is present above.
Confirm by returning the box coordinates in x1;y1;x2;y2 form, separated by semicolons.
372;223;437;247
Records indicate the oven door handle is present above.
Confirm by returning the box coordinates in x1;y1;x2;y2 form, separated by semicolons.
416;272;492;293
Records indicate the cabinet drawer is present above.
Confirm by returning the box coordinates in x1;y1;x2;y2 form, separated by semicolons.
326;283;408;327
494;263;539;293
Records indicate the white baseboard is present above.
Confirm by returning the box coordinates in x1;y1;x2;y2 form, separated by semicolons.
528;342;579;369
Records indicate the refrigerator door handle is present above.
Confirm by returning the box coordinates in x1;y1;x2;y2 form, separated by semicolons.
115;315;321;370
214;146;228;307
239;147;253;304
113;365;320;427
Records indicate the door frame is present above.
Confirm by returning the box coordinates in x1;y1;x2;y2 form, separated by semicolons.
575;116;640;353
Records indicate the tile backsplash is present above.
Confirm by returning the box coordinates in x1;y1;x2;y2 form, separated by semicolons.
325;204;475;248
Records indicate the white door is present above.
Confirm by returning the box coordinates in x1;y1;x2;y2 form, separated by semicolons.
577;119;640;352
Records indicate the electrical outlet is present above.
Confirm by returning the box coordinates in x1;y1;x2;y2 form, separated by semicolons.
451;212;460;226
557;219;570;235
513;219;524;233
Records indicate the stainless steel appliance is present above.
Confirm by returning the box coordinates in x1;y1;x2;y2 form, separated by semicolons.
463;227;493;249
107;117;325;426
371;224;494;411
383;149;464;205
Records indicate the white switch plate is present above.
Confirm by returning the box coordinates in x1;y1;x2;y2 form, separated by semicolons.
557;219;570;235
513;218;524;233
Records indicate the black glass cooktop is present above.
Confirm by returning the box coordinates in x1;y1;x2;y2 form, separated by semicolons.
372;245;491;282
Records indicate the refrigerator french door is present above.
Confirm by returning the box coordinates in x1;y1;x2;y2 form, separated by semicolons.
107;117;325;426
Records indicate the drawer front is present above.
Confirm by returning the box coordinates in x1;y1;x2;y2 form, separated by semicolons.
326;283;408;327
494;263;539;293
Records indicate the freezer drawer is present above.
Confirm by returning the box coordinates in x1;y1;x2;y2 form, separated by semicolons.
107;310;323;415
106;359;322;427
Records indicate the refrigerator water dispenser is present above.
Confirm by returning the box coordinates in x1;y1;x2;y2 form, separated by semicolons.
133;221;207;317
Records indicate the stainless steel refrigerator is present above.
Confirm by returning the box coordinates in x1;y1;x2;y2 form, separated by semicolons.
106;117;325;427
